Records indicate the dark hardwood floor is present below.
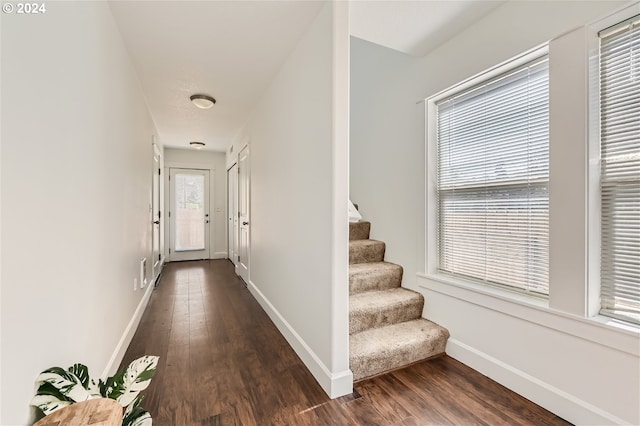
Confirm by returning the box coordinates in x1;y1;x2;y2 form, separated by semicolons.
120;260;571;426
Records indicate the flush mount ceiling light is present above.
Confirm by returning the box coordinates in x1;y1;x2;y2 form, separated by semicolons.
189;141;206;149
190;94;216;109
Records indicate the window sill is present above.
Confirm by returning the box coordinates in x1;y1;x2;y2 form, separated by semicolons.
420;272;550;308
417;272;640;356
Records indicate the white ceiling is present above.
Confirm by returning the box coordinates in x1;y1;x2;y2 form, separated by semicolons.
109;0;504;152
350;0;505;57
109;1;325;152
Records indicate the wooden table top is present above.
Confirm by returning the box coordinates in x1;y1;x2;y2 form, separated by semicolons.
34;398;123;426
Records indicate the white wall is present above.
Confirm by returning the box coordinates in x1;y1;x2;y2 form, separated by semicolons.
350;38;420;288
164;148;227;259
350;1;639;424
228;1;352;398
1;3;159;423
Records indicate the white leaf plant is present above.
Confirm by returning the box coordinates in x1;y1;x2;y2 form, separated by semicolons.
31;355;159;426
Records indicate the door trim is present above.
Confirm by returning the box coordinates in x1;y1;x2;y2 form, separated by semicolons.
151;140;163;281
227;162;238;267
166;167;211;262
236;144;250;282
164;162;216;262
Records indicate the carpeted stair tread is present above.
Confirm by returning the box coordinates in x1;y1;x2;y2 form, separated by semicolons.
350;262;403;295
347;218;450;381
350;319;449;381
349;239;385;264
349;221;371;241
350;288;424;334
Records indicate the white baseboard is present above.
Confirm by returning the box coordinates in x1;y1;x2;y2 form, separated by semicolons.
247;279;353;398
213;251;228;260
446;338;629;425
101;282;154;379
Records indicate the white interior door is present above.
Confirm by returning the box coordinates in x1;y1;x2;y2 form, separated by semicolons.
237;146;250;282
152;143;162;279
169;168;210;261
227;164;238;266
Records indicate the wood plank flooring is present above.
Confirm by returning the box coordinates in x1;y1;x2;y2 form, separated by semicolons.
119;260;571;426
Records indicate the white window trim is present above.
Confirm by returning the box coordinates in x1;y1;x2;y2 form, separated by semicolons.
587;2;640;323
417;272;639;357
424;44;549;292
426;44;549;108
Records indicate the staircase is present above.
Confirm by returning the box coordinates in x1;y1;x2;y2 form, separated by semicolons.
349;220;449;381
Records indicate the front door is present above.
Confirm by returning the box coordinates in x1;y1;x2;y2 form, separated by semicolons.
169;168;210;261
237;146;250;282
227;163;238;266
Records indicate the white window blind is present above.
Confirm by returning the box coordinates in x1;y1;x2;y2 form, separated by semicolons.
436;56;549;295
599;15;640;324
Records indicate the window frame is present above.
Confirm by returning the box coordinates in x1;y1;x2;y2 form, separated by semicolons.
590;11;640;325
425;44;550;298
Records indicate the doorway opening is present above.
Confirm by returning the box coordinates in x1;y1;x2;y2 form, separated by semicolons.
168;168;211;261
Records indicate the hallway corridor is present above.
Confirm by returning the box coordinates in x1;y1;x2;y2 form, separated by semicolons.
120;260;569;425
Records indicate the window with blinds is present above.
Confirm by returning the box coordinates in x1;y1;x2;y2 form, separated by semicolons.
436;55;549;295
599;15;640;324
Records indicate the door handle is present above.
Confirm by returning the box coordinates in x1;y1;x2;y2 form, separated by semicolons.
242;221;249;225
153;221;160;225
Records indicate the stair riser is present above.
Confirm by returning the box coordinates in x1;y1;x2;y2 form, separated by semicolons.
349;221;371;241
351;339;446;382
350;297;424;334
349;242;385;264
350;267;402;295
350;329;448;381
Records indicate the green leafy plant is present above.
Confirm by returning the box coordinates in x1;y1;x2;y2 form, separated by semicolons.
31;355;159;426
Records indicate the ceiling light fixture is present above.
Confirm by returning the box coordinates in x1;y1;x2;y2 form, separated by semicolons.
189;141;206;149
190;94;216;109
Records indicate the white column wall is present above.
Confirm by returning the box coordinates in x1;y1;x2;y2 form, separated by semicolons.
228;2;352;398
